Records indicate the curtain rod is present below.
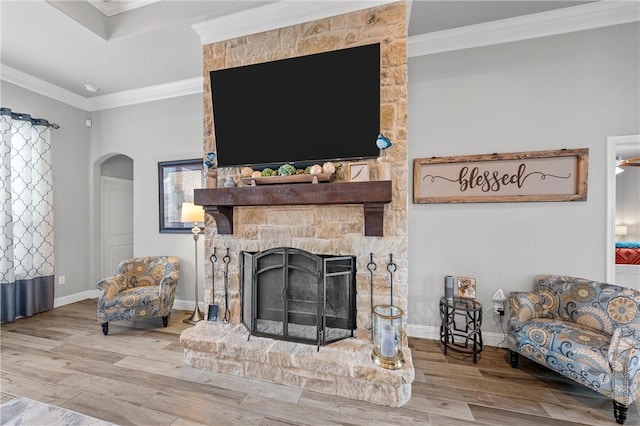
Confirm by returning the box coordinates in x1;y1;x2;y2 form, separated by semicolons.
0;107;60;129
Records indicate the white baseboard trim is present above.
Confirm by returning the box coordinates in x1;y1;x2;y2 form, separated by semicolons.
54;290;100;308
407;324;507;348
53;292;207;313
172;299;207;312
54;292;506;347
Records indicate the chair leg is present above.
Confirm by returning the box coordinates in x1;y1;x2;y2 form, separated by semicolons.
613;400;628;424
510;350;519;368
101;322;109;335
162;316;169;327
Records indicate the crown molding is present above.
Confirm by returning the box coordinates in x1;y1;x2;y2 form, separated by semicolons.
87;0;161;17
191;0;398;45
89;77;203;111
1;64;92;111
408;1;640;58
4;1;638;111
0;64;203;112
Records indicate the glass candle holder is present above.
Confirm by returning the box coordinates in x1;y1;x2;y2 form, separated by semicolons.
371;304;405;369
376;156;391;181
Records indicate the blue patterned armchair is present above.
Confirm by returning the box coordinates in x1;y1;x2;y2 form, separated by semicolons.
508;275;640;424
97;256;180;335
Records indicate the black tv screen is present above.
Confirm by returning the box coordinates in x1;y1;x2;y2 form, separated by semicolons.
210;43;380;169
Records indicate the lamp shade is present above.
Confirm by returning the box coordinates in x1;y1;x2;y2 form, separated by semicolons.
181;202;204;224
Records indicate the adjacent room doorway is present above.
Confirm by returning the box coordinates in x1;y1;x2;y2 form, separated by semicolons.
605;135;640;287
100;155;134;278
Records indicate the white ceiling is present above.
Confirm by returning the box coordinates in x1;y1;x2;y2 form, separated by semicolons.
1;0;595;99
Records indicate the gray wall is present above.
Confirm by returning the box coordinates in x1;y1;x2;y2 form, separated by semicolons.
91;94;204;305
1;81;92;300
407;23;640;336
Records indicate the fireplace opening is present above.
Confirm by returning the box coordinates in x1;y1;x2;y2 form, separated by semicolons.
241;247;356;348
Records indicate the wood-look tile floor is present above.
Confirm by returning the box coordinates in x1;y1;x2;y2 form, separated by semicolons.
1;299;638;425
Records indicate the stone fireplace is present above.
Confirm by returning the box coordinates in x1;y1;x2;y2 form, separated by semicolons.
180;2;413;407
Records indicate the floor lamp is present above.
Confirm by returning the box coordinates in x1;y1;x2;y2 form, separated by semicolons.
181;202;205;325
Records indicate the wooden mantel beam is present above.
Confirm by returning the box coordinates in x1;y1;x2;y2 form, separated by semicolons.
194;181;392;237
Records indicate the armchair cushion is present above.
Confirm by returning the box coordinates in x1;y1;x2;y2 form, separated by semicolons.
516;317;611;372
508;275;640;424
508;290;558;332
97;256;180;326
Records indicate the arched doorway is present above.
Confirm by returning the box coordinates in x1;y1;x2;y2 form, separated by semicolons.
99;155;134;278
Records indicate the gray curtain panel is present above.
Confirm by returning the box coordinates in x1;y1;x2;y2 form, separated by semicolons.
0;108;56;323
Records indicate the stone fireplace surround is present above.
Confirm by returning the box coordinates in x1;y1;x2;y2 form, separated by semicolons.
180;2;413;407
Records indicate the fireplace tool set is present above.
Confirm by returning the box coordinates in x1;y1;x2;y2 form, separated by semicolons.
222;248;231;322
366;253;377;340
207;248;218;322
369;253;405;370
207;247;231;323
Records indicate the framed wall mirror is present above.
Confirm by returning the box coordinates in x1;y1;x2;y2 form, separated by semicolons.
158;158;204;233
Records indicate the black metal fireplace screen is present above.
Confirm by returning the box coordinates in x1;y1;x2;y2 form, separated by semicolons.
241;247;356;348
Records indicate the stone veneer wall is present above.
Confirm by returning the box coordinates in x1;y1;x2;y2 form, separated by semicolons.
202;2;407;341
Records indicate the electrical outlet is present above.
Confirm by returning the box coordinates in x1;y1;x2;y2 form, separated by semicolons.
58;275;66;285
492;289;507;316
492;301;505;316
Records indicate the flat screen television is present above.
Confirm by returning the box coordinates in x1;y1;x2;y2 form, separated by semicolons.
210;43;381;169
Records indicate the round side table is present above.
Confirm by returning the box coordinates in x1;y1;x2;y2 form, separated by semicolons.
439;297;483;363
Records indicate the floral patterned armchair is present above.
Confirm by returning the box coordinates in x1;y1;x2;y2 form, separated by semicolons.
97;256;180;335
508;275;640;424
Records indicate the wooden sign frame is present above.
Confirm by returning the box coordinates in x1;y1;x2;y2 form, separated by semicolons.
413;148;588;204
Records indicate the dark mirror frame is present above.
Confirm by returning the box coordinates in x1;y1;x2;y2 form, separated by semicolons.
158;158;204;233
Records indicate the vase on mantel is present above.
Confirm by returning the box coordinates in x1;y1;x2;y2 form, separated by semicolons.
223;176;237;188
205;169;218;188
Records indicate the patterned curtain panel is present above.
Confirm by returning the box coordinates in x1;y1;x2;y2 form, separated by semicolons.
0;108;55;323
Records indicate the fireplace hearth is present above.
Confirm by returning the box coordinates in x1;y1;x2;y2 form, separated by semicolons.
241;247;356;348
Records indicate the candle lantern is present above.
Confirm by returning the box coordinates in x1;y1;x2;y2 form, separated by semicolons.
371;304;405;369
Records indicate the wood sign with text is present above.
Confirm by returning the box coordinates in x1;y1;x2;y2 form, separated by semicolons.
413;148;588;203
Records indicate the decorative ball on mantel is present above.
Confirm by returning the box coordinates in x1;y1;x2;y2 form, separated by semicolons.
322;162;336;174
309;164;323;175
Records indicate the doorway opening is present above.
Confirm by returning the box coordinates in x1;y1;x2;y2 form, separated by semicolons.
605;135;640;288
98;154;134;279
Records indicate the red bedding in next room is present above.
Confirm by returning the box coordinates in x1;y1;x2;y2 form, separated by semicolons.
616;242;640;265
